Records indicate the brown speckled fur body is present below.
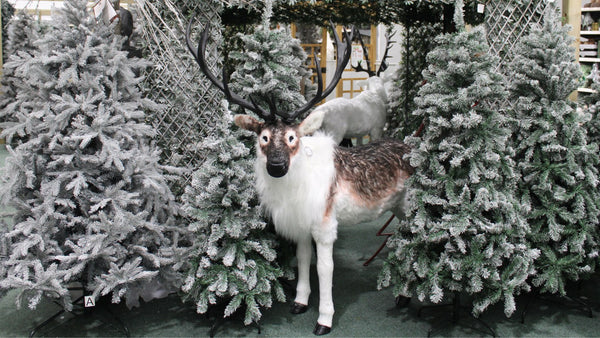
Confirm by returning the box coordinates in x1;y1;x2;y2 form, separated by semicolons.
334;138;413;201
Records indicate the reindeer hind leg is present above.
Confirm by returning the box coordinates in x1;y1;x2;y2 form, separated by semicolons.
314;240;335;335
370;127;383;142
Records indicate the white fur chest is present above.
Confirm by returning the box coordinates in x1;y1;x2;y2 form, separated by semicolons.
255;135;337;242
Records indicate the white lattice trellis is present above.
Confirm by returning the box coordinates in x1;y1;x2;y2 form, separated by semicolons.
485;0;551;70
484;0;555;114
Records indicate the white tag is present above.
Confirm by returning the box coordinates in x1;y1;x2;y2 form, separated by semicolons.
304;146;313;157
477;4;485;14
93;0;101;17
93;0;106;18
84;296;96;308
351;45;364;68
93;0;118;23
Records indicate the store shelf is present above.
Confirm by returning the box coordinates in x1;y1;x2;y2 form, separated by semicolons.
578;87;597;93
581;30;600;35
580;57;600;62
582;7;600;12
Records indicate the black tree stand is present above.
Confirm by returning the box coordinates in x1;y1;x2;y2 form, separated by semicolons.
204;301;261;337
414;292;496;337
519;284;594;324
29;287;130;337
207;316;261;338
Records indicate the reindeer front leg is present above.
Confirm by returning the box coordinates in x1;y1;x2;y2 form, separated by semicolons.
311;219;337;335
314;240;335;335
291;237;312;314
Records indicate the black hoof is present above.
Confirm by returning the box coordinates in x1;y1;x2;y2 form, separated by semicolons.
290;302;308;314
313;323;331;336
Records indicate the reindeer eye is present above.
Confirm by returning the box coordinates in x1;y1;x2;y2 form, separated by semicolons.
262;135;269;142
288;135;295;143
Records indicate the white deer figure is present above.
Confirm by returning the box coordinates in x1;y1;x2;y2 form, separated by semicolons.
187;20;413;336
313;29;395;146
314;76;388;145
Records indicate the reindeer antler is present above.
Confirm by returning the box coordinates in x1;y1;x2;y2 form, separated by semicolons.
284;21;353;122
352;28;395;77
377;29;396;77
185;19;274;121
352;29;374;77
186;17;353;124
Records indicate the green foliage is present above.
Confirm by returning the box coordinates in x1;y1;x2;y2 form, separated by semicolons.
181;107;289;325
379;25;537;317
387;22;441;139
221;0;485;27
508;6;600;295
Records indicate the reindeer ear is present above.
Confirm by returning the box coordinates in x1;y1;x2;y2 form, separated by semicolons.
298;109;326;136
234;114;263;134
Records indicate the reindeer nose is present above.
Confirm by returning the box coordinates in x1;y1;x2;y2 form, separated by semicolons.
267;160;288;178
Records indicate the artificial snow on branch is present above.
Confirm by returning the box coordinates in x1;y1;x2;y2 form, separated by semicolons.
508;3;600;296
0;0;190;310
380;22;537;318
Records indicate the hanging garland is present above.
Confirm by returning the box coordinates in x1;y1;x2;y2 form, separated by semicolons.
221;0;485;27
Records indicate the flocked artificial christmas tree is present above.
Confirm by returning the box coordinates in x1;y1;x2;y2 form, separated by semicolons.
0;0;189;310
229;0;312;116
508;5;600;296
181;2;300;324
379;1;538;317
181;104;289;325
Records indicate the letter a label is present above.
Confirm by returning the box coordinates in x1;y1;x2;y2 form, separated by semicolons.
84;296;96;308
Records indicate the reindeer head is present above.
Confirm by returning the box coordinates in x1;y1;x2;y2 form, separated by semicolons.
186;19;353;178
233;111;330;177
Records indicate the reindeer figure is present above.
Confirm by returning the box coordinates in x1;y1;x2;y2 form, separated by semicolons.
187;20;413;336
312;29;395;146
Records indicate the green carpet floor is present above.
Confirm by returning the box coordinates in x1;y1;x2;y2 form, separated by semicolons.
1;144;600;337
